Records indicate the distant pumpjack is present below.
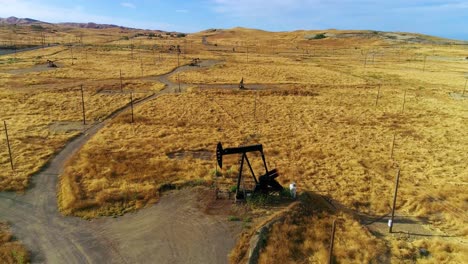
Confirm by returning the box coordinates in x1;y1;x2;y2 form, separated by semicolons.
189;58;201;66
46;59;57;68
239;77;245;89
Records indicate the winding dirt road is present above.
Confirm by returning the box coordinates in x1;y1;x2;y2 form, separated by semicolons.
0;60;242;264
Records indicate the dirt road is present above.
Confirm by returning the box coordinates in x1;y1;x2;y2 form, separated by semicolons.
0;60;242;263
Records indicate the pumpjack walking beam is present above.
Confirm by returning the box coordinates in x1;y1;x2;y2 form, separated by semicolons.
216;143;268;175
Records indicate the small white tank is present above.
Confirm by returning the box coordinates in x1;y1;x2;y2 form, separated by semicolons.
289;182;297;199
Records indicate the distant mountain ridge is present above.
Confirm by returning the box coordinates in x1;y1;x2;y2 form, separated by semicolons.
0;16;132;29
0;16;47;25
57;22;131;29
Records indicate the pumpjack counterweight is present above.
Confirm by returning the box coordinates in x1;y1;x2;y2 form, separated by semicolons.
216;142;283;201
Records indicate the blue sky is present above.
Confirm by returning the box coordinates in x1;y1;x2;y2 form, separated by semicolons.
0;0;467;40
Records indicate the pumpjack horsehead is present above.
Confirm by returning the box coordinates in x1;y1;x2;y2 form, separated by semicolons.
216;142;283;201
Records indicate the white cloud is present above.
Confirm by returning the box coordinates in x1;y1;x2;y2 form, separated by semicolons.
121;2;136;9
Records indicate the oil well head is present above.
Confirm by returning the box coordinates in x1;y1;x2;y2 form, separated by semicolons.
215;142;283;201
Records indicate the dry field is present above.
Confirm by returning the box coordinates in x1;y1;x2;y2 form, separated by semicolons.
0;222;29;264
60;29;467;262
0;25;188;191
1;25;467;263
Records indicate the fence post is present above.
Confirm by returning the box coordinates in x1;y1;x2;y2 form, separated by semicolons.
463;79;467;96
389;168;401;233
120;69;123;92
328;219;337;264
80;85;86;125
401;90;407;112
130;92;134;123
3;121;14;171
390;132;396;159
375;84;381;106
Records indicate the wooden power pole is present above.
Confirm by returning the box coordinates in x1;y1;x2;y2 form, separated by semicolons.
328;219;337;264
120;69;123;92
130;92;134;123
389;168;401;233
80;85;86;125
3;121;14;171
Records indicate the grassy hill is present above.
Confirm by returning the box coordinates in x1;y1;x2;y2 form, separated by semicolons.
0;22;466;263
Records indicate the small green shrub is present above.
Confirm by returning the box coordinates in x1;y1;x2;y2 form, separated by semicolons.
228;215;241;221
246;193;271;207
7;58;20;64
211;169;222;177
229;185;237;193
226;166;236;177
31;24;44;31
280;189;293;198
305;33;327;40
313;33;327;39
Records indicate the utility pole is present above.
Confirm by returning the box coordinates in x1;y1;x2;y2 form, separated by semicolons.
364;52;368;68
246;46;249;62
80;85;86;125
463;79;467;96
70;46;74;65
422;55;427;72
375;84;381;106
389;168;401;233
177;49;180;67
120;69;123;92
390;132;396;159
3;121;14;171
328;219;337;264
130;92;134;123
140;57;144;76
178;73;181;93
401;90;407;112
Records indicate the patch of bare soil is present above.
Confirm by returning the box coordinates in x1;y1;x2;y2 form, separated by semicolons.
48;121;87;134
365;215;448;240
4;63;61;75
167;150;213;160
449;92;467;100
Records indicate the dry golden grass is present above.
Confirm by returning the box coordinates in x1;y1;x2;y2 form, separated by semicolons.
2;24;467;262
0;25;179;191
0;79;156;191
175;55;365;85
389;238;467;263
229;192;388;263
257;210;387;264
0;222;29;264
59;81;467;222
